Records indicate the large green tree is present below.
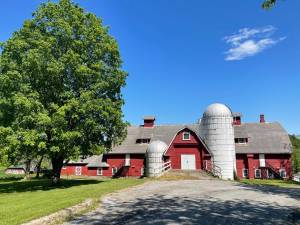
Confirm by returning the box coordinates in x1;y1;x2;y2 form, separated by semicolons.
0;0;127;183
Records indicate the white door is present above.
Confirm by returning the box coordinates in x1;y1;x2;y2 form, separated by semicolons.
181;154;196;170
75;166;82;175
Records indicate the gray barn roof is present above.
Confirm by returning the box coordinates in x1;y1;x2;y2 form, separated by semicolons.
68;155;109;167
111;122;291;155
110;124;199;154
234;122;291;154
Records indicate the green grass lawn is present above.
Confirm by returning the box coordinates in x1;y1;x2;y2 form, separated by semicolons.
240;179;300;188
0;176;144;225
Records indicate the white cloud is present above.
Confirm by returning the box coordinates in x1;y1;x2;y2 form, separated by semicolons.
224;26;285;61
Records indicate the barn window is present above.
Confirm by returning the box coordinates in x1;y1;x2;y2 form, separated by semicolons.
97;168;103;176
75;166;82;176
235;138;248;144
182;132;191;140
136;138;151;144
62;165;66;170
112;167;118;176
242;168;248;178
255;169;261;178
279;169;287;178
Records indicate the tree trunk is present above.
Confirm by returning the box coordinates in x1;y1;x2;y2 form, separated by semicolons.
51;156;64;185
24;160;31;180
35;155;44;179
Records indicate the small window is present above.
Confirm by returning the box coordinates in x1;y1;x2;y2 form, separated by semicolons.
279;169;287;178
136;138;151;144
112;167;118;176
97;168;103;176
255;169;261;178
62;165;66;170
235;138;248;144
75;166;82;175
242;168;248;178
182;132;191;140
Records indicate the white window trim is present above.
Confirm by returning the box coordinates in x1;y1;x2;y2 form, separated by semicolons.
182;132;191;141
279;169;287;178
141;167;144;176
255;169;261;178
242;168;248;178
62;165;66;170
97;168;103;176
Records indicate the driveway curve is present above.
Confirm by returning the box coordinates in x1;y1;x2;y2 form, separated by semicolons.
65;179;300;225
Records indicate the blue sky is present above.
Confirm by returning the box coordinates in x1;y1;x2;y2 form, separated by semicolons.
0;1;299;134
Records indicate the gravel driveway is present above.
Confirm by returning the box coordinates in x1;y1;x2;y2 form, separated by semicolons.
65;178;300;225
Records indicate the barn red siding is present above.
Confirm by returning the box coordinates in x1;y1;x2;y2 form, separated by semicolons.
61;164;89;176
165;128;211;170
104;154;145;177
236;153;292;179
62;154;145;177
236;154;248;178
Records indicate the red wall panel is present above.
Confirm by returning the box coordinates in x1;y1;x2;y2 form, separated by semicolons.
165;128;211;170
235;153;292;179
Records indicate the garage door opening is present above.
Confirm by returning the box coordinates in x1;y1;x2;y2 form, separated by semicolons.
181;154;196;170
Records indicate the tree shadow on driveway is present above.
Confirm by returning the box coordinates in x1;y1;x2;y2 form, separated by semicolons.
70;194;300;225
234;182;300;200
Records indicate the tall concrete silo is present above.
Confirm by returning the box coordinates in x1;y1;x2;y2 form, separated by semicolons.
146;140;168;177
200;103;236;180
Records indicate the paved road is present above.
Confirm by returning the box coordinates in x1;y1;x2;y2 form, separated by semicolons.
65;179;300;225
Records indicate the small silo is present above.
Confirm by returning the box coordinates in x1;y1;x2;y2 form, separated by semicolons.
200;103;236;180
146;140;168;177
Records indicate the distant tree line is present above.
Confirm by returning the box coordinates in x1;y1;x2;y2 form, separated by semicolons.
290;135;300;173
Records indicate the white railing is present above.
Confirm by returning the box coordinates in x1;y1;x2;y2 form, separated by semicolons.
162;161;171;171
152;161;171;177
203;160;222;179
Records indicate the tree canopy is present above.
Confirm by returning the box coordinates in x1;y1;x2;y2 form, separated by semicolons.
0;0;127;183
290;135;300;173
262;0;277;9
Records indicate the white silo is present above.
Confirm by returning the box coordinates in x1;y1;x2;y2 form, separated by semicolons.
200;103;236;180
146;140;168;177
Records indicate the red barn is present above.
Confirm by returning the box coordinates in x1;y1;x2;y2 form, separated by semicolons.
62;109;292;180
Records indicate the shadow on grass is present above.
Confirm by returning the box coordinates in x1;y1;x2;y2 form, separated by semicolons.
70;194;300;225
0;176;24;182
0;178;103;194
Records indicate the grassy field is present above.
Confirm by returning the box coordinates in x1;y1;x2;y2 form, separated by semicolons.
241;179;300;188
0;174;144;225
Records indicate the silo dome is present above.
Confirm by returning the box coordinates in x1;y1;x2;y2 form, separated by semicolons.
147;140;168;154
203;103;232;117
146;140;168;177
200;103;236;180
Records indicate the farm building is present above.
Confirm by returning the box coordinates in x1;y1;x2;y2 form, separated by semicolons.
61;103;293;180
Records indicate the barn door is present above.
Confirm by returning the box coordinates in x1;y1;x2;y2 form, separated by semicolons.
181;154;196;170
